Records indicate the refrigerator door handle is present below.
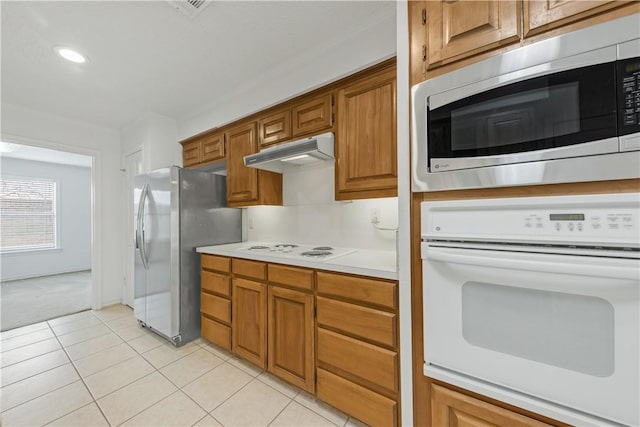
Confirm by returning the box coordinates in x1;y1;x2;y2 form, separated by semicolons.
137;183;149;270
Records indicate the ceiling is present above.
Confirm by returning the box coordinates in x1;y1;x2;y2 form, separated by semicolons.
1;1;396;130
1;143;93;167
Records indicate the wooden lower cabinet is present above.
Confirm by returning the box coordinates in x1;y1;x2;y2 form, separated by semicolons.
232;278;267;368
201;316;231;350
431;384;552;427
268;286;314;392
317;368;397;427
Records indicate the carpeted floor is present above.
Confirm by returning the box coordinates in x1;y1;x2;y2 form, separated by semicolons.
1;270;92;331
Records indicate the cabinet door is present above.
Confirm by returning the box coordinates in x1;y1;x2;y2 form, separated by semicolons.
268;286;314;392
426;1;521;68
202;132;225;163
431;384;552;427
524;1;629;37
292;93;333;137
232;278;267;368
182;140;202;167
226;122;259;204
336;67;397;200
259;110;292;147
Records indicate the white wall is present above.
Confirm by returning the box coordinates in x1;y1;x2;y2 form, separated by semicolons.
246;164;397;251
122;112;181;171
1;158;91;281
1;103;123;307
177;11;396;139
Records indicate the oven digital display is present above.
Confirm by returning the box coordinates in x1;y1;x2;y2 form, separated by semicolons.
550;214;585;221
625;62;640;74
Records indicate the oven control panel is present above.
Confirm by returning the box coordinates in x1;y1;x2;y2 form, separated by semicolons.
422;193;639;248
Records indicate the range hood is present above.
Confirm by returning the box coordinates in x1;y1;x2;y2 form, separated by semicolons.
243;132;334;173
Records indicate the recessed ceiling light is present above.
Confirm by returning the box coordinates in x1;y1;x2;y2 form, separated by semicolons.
0;142;22;153
54;47;87;64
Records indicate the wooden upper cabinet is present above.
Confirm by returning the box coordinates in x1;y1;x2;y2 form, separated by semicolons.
431;384;552;427
232;278;267;369
202;132;225;163
524;1;632;37
268;286;315;392
426;0;521;68
182;140;202;167
336;66;397;200
292;93;333;137
226;121;282;207
259;110;292;147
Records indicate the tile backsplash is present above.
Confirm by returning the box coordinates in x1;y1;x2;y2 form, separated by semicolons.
246;163;397;251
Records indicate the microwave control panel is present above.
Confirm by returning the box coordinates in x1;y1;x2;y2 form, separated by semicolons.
618;57;640;134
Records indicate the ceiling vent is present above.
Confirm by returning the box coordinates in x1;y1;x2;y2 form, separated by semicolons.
166;0;211;18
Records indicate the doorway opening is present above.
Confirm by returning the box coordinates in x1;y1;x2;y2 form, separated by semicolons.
0;142;94;331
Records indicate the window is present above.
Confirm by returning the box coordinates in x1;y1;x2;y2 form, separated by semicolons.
0;176;57;251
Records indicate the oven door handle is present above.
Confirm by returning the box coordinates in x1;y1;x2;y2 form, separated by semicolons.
424;246;639;281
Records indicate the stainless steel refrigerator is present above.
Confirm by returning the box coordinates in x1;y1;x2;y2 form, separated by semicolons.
133;166;241;346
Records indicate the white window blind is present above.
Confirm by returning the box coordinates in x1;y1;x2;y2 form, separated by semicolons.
0;176;57;251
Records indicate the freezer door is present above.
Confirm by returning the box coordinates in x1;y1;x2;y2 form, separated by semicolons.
144;168;176;339
133;174;148;324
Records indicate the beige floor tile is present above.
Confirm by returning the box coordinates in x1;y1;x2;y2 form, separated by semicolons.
73;342;138;377
47;310;95;327
182;362;252;412
127;332;166;353
65;332;123;361
49;315;104;336
345;417;369;427
46;402;109;426
212;379;290;426
84;355;155;398
160;348;223;387
0;322;49;341
294;392;349;426
0;338;61;367
57;323;111;347
199;342;233;361
92;305;132;322
270;401;338;426
256;372;301;399
142;341;200;369
1;380;92;426
228;356;264;377
1;349;69;386
192;415;223;427
1;363;79;411
121;390;206;426
96;371;176;426
104;315;139;331
1;328;55;352
115;324;147;341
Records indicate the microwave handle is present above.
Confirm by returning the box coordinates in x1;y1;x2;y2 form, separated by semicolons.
424;245;639;281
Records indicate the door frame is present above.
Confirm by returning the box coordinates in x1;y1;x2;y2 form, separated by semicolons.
0;133;103;310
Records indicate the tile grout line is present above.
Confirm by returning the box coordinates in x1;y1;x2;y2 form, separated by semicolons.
266;398;296;427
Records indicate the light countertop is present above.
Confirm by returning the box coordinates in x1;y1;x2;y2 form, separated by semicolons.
196;242;398;280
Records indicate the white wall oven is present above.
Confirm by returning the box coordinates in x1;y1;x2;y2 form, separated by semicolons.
411;14;640;192
421;193;639;426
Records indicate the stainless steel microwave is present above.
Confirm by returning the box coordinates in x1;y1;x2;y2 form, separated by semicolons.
411;14;640;192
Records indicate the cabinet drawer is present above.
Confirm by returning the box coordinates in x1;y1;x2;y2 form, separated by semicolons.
201;316;231;350
317;272;397;310
318;328;397;394
201;271;231;297
317;368;396;427
201;254;230;273
292;93;333;137
232;258;266;280
317;297;396;348
268;264;314;291
202;133;225;162
201;293;231;324
259;110;291;147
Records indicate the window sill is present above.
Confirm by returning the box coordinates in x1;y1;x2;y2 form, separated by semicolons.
1;248;63;256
